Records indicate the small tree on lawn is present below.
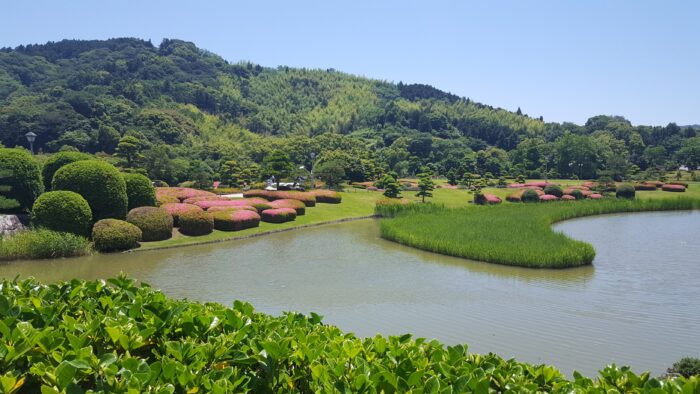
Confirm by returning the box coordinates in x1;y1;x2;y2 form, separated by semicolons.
263;150;293;189
220;160;242;187
315;160;346;189
461;172;474;189
381;174;401;198
516;174;526;184
446;169;459;185
416;172;435;202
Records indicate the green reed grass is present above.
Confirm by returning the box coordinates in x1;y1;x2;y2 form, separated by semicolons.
377;197;700;268
0;229;92;261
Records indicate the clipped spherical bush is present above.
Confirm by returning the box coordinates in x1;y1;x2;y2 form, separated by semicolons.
160;203;203;227
92;219;142;252
213;210;261;231
310;190;342;203
179;210;214;236
126;206;173;241
42;151;92;191
569;189;585;200
615;184;636;199
261;208;297;223
543;185;563;197
0;148;44;211
31;191;92;236
521;189;540;203
123;173;157;210
52;160;127;221
268;199;306;215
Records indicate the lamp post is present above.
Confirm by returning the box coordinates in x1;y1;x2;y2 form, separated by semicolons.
25;132;37;155
309;152;316;189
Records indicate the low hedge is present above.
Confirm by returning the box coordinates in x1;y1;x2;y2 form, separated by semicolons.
521;189;541;203
662;184;686;192
588;193;604;199
126;207;173;241
207;205;258;213
92;219;142;252
123;173;157;209
52;160;127;221
179;210;214;236
30;191;92;236
213;210;261;231
616;184;636;199
543;185;564;197
310;189;342;203
474;193;502;205
160;203;204;227
268;199;306;215
250;202;274;213
539;194;559;202
182;195;224;204
261;208;297;223
41;151;92;191
243;190;317;207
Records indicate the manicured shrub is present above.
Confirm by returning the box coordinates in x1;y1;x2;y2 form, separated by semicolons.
521;189;540;203
155;187;217;202
543;185;563;197
156;194;180;206
52;160;127;220
182;195;224;204
615;184;636;199
588;193;603;199
667;357;700;378
310;189;342;203
250;202;274;213
41;151;92;190
31;191;92;236
0;229;91;260
570;189;585;200
126;206;173;241
634;183;657;191
213;210;261;231
194;199;258;210
669;181;689;187
561;195;576;201
123;173;157;210
160;203;204;227
524;181;549;188
0;148;44;211
261;208;297;223
582;181;598;188
506;191;522;202
243;190;317;206
268;199;306;215
474;193;501;205
178;210;214;236
92;219;142;252
207;205;257;213
662;184;686;192
539;194;559;202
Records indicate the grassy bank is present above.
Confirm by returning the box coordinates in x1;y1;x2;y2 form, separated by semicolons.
378;197;700;268
2;276;698;392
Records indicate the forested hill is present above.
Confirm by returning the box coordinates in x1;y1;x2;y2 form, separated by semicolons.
0;38;698;184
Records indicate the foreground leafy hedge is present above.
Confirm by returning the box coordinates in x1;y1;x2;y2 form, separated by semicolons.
0;277;698;393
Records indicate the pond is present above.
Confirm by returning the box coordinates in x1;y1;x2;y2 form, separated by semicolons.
1;211;699;376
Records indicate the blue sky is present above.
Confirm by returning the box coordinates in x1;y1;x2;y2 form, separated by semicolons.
2;1;698;126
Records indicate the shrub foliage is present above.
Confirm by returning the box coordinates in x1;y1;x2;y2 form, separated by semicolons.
126;206;173;241
0;229;91;260
123;173;157;210
616;184;636;199
178;210;214;236
92;219;142;252
31;191;92;236
41;151;92;191
261;208;297;223
0;148;44;211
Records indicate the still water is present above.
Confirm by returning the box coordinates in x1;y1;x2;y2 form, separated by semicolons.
1;211;699;376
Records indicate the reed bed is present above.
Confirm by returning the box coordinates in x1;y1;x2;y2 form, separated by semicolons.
377;198;700;268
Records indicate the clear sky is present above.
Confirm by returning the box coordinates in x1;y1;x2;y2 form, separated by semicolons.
2;0;698;126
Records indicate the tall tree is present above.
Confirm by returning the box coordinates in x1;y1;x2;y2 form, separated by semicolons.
263;150;293;189
415;172;435;203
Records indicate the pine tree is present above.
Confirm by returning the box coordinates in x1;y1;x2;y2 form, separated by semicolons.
381;174;401;198
415;173;435;202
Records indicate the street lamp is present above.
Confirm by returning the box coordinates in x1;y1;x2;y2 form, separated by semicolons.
309;152;316;189
25;132;37;155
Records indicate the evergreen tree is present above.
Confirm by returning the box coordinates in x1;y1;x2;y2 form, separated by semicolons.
381;174;401;198
415;172;435;202
263;150;293;189
115;135;144;168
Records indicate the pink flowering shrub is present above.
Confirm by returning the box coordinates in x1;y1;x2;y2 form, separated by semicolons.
484;194;502;204
582;181;598;188
261;208;297;223
524;181;552;188
310;189;342;203
662;184;686;192
588;193;603;199
194;200;259;210
268;199;306;215
243;190;317;207
213;210;261;231
207;205;257;213
539;194;559;202
507;183;526;188
156;187;217;203
160;203;204;227
561;195;576;201
156;194;180;206
182;196;225;204
178;210;214;236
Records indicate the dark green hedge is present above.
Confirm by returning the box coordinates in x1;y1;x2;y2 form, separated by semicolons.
92;219;142;252
0;148;43;212
616;184;636;199
52;160;127;221
543;185;563;197
521;189;540;203
126;207;173;241
123;173;157;210
41;151;92;191
31;191;92;236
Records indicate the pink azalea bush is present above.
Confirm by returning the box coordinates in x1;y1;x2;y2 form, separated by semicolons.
182;195;225;204
243;190;317;207
483;193;502;204
207;205;258;213
160;203;204;227
507;183;526;188
155;187;217;203
268;199;306;215
213;210;261;231
194;200;257;210
588;193;603;199
539;194;559;202
561;195;576;201
261;208;297;223
156;194;180;206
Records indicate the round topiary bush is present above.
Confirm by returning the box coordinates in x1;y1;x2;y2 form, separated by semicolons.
123;173;157;210
178;210;214;236
261;208;297;223
615;184;636;199
213;210;261;231
160;203;204;227
543;185;563;197
569;189;585;200
41;151;92;191
0;148;44;211
52;160;127;221
31;191;92;236
92;219;142;252
561;195;576;201
126;207;173;241
268;199;306;215
521;189;540;203
539;194;559;202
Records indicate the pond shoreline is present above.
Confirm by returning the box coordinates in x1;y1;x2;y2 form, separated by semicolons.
126;214;379;253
